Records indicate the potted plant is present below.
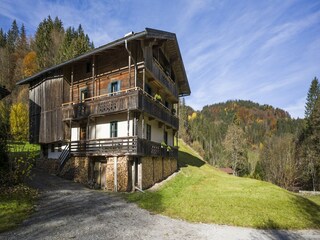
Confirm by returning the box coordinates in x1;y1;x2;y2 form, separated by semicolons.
161;141;167;148
154;93;162;102
166;145;172;152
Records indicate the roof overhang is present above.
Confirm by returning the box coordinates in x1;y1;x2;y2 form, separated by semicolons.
17;28;190;96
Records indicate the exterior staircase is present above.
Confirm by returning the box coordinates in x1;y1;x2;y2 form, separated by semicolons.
59;143;71;172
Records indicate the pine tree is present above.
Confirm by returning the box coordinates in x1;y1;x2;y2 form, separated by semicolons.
0;28;6;48
305;77;320;120
6;20;19;53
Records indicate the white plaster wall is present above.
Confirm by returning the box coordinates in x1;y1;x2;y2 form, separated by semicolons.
136;115;143;138
94;113;133;139
144;117;163;143
167;128;174;146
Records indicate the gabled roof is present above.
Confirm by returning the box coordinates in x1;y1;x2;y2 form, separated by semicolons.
0;86;10;100
17;28;190;96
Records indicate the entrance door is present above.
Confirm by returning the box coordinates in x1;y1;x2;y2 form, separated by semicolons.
80;124;87;151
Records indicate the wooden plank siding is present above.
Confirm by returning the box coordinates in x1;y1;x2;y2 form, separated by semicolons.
29;77;68;143
28;39;180;144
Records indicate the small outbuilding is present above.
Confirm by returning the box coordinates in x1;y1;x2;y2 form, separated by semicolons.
219;167;234;175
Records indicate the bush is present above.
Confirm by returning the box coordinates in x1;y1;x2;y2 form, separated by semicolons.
0;155;35;187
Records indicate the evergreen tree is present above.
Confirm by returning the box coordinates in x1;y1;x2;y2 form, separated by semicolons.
16;24;29;58
6;20;19;53
0;28;6;48
305;77;320;120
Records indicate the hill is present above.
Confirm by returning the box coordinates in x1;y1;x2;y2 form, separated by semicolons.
180;100;304;177
127;140;320;229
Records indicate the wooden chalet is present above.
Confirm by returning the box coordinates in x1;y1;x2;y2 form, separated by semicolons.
17;28;191;191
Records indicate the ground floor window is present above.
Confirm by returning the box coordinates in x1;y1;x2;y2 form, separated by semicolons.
110;121;118;138
164;130;168;145
146;124;151;141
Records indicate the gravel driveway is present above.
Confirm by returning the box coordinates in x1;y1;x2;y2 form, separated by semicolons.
1;169;319;240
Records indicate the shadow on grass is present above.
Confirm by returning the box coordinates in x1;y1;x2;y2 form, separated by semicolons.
291;194;320;228
251;219;302;239
178;150;205;168
253;194;320;230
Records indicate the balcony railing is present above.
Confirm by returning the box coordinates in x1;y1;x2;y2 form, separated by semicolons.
68;137;178;159
62;88;179;129
145;59;178;99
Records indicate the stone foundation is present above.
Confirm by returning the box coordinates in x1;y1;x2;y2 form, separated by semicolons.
36;155;177;192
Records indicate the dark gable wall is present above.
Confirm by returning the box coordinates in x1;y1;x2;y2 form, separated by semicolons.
29;76;67;144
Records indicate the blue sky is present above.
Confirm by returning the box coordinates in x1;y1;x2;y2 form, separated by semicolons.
1;0;319;118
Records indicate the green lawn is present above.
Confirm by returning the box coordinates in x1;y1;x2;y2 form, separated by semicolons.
127;140;320;229
8;141;40;153
304;195;320;206
0;185;37;233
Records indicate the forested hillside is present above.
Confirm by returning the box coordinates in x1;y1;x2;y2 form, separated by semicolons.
0;16;94;172
180;79;320;191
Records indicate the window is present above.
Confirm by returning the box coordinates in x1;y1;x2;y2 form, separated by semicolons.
164;130;168;145
80;89;88;102
146;124;151;141
86;62;91;73
109;81;121;95
145;84;152;95
110;121;118;138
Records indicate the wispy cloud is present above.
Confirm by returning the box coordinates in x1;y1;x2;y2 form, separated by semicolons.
0;0;319;118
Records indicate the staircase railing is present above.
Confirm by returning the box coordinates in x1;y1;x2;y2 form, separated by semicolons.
59;143;71;171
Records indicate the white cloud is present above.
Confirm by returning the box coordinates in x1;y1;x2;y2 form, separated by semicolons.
1;0;319;118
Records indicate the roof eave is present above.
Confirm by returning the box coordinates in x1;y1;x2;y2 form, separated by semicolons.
16;30;148;85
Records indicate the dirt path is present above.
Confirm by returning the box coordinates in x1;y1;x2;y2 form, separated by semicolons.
1;169;319;240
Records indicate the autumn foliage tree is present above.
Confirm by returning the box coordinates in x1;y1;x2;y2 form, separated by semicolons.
260;134;300;189
22;51;37;77
10;103;29;141
222;123;248;176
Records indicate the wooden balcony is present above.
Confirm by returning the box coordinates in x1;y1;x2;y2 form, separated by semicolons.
145;59;178;99
69;136;178;159
62;88;179;129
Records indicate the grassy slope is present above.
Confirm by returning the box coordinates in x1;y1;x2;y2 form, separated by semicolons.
127;140;320;229
0;186;37;232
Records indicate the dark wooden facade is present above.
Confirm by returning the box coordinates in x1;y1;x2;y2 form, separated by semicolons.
18;28;190;159
17;28;190;191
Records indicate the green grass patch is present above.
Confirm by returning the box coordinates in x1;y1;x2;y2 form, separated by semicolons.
303;195;320;206
0;185;38;233
8;141;40;153
127;140;320;229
